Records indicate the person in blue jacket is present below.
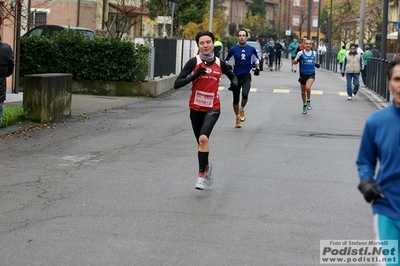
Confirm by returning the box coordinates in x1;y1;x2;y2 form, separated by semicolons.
356;57;400;266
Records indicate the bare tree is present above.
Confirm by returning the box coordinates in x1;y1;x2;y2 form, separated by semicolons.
296;6;308;38
104;0;147;38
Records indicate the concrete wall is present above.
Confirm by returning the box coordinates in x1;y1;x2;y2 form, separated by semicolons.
71;76;177;97
23;73;72;123
20;75;177;98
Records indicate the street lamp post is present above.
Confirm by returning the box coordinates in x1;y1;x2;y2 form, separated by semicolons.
326;0;333;69
307;0;312;38
278;0;282;39
285;0;292;59
209;0;214;32
316;0;321;46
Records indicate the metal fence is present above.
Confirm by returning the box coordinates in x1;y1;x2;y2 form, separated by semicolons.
135;37;197;80
366;58;390;101
315;51;391;103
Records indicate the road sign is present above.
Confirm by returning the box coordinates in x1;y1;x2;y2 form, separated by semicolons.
285;30;291;36
157;16;171;24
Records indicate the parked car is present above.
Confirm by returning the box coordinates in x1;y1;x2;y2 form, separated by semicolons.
23;25;95;40
247;41;264;71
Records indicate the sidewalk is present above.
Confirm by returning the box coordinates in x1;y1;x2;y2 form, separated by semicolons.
1;90;151;136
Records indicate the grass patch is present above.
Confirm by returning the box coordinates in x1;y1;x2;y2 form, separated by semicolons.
2;105;27;127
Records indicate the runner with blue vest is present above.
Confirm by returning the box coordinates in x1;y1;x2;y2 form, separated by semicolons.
293;38;320;114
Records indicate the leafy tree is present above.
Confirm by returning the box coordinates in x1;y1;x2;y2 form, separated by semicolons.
243;10;268;38
146;0;207;37
247;0;266;17
199;1;226;38
183;0;226;39
184;22;201;39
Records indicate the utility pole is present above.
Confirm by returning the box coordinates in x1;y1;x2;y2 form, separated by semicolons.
307;0;311;38
316;0;321;46
278;0;282;39
327;0;332;53
285;0;292;58
358;0;366;48
12;0;22;94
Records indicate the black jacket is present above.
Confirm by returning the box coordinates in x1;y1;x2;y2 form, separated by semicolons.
0;41;14;102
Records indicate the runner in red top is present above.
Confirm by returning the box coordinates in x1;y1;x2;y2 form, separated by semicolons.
174;30;238;191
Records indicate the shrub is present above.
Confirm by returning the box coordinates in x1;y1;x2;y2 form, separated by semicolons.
1;105;27;127
20;32;150;83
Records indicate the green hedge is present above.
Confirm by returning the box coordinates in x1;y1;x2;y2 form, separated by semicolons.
20;31;150;82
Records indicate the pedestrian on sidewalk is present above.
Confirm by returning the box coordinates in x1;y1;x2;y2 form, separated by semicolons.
342;43;364;100
361;45;373;87
356;57;400;263
371;44;380;58
174;30;238;191
288;38;299;73
0;36;15;126
225;29;260;128
317;41;327;66
337;46;347;72
293;38;320;114
274;39;284;71
266;40;275;71
214;38;223;58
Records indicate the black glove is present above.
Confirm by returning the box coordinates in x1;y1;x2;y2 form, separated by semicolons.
341;72;345;77
358;179;385;204
254;68;260;76
193;67;206;80
360;69;364;74
297;56;303;62
228;80;238;91
227;64;233;70
314;63;320;68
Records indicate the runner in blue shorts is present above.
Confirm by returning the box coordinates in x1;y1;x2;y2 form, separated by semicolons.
293;38;320;114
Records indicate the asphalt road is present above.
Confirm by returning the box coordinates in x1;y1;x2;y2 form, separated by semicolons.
0;59;384;265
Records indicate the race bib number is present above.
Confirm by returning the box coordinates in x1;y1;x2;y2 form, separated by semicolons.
194;90;214;108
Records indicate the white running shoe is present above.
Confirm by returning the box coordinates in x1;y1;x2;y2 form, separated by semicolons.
302;106;307;114
307;101;312;110
204;162;214;186
353;94;358;99
347;96;352;100
195;177;205;190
